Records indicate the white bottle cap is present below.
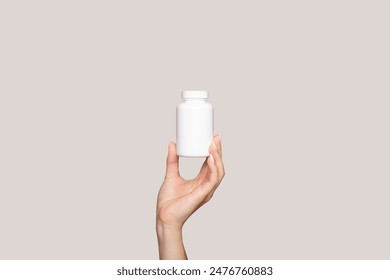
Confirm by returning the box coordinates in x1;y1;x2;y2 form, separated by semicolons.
182;90;208;99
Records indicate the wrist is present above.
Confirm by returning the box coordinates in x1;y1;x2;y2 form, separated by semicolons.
156;219;187;260
156;219;183;237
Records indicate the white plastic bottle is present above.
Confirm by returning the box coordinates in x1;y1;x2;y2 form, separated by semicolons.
176;91;213;157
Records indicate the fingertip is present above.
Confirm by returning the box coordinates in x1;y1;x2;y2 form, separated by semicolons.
165;142;180;178
206;154;215;167
213;134;222;157
167;142;178;161
207;155;218;185
169;141;177;151
207;152;217;171
167;142;172;156
209;141;219;157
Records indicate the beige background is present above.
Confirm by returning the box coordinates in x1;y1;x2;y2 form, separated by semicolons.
0;1;389;259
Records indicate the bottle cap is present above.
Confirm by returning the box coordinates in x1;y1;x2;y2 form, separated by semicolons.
182;90;208;99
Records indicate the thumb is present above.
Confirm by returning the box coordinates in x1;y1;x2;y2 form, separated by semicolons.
165;142;180;179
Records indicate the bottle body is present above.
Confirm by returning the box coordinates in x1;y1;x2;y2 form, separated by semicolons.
176;91;213;157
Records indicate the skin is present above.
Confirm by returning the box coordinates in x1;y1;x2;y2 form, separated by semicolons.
156;135;225;260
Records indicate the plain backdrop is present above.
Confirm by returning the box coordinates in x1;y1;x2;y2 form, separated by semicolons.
0;1;389;259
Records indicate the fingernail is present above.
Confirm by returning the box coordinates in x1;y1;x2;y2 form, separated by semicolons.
212;142;217;151
209;154;215;162
218;134;222;142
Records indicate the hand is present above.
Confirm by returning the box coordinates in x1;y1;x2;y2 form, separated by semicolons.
156;135;225;259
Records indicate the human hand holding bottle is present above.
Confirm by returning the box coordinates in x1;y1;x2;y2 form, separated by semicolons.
156;135;225;260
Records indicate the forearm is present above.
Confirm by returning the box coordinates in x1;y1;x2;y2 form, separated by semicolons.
156;221;187;260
